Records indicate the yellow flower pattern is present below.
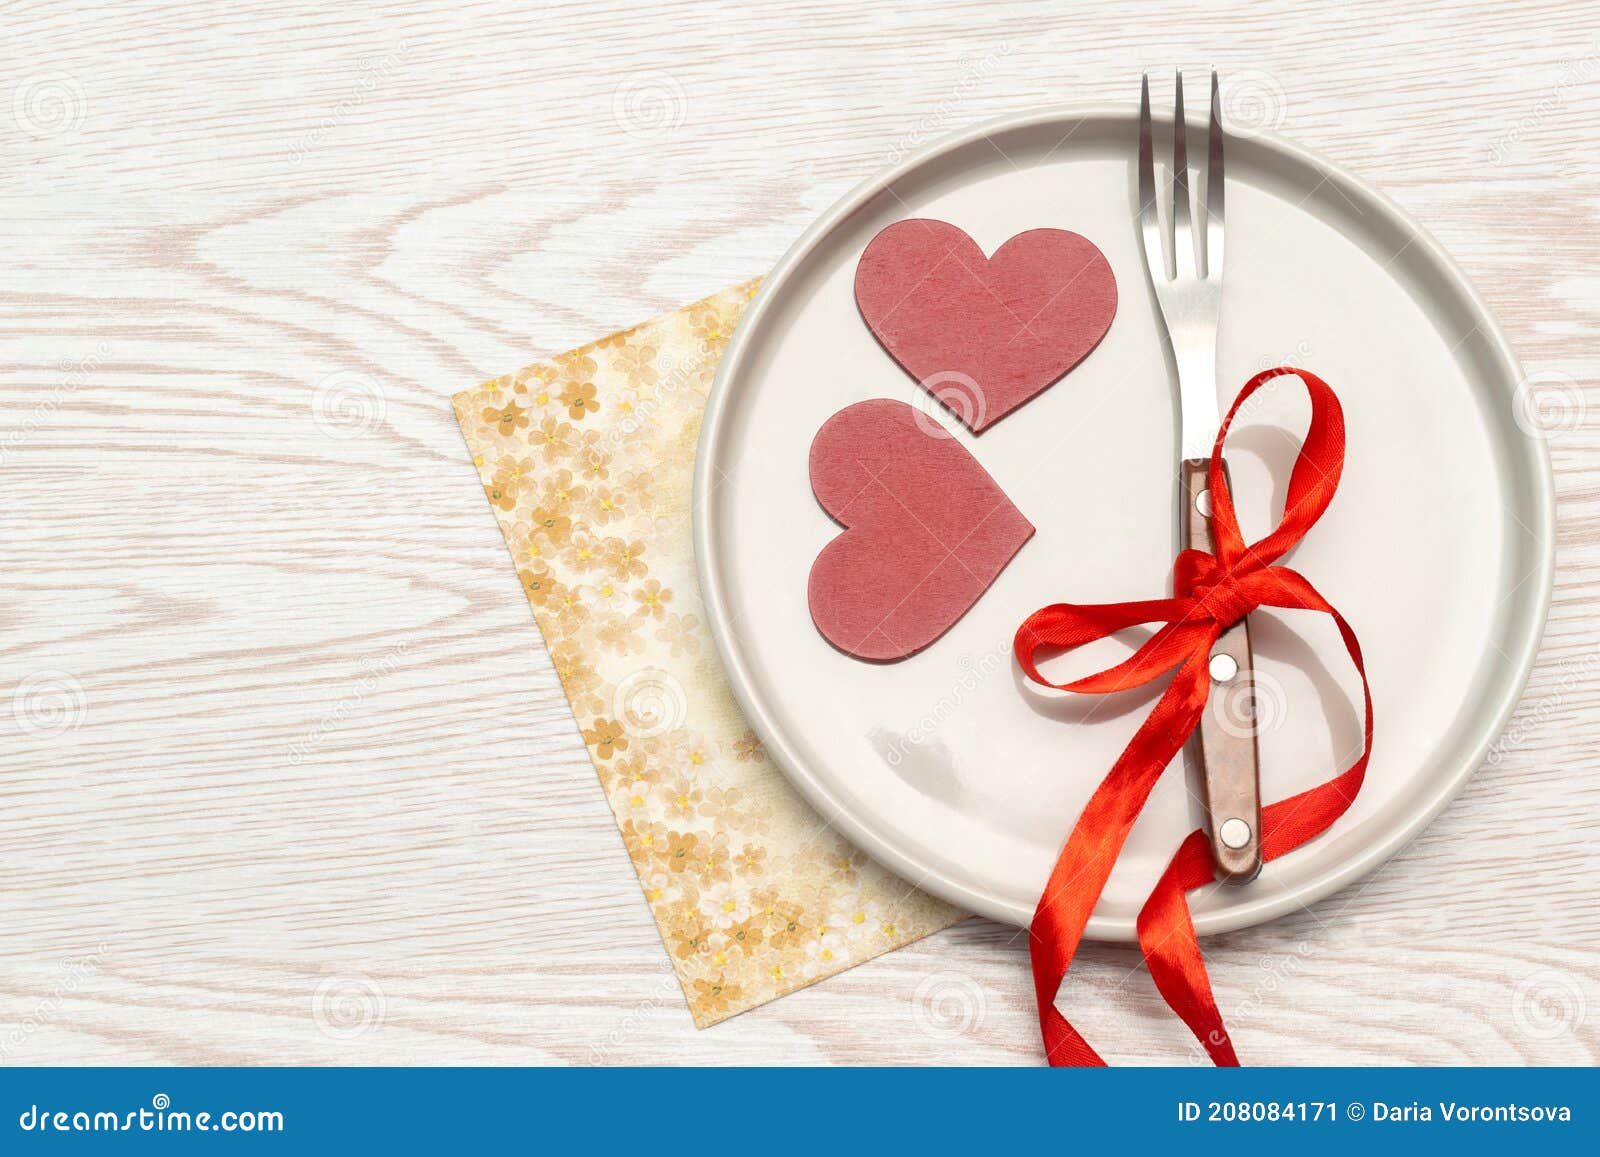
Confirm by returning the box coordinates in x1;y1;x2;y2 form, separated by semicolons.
453;281;962;1027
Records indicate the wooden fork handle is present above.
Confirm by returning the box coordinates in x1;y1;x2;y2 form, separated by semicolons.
1181;458;1263;884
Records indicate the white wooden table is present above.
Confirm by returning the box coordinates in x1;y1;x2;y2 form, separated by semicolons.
2;0;1596;1066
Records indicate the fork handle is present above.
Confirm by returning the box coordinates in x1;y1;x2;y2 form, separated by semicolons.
1181;458;1263;884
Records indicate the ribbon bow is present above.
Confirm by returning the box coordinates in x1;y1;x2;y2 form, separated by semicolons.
1014;367;1372;1067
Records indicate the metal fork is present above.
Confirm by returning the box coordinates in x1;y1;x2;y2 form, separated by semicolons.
1138;70;1262;884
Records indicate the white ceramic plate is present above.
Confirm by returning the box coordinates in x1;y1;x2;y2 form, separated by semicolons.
693;106;1553;937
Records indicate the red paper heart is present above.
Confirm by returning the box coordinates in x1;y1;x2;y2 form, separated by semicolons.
808;399;1034;661
854;219;1117;432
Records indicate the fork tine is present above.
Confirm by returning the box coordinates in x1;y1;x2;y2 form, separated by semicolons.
1171;71;1198;279
1206;69;1225;279
1138;73;1165;280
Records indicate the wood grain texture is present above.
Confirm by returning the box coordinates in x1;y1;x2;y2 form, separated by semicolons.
1182;457;1263;884
1;0;1597;1065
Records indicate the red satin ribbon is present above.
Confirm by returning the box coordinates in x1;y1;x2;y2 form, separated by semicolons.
1013;367;1372;1067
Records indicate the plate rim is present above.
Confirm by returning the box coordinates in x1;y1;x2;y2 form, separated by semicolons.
692;102;1555;938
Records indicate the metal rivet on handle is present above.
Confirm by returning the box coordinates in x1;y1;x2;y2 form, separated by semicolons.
1196;488;1213;518
1219;817;1251;850
1208;653;1238;682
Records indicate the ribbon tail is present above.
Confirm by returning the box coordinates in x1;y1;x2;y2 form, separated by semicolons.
1135;583;1373;1068
1137;832;1239;1066
1031;653;1209;1066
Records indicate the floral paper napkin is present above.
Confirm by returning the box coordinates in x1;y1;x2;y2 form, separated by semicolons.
452;281;962;1026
